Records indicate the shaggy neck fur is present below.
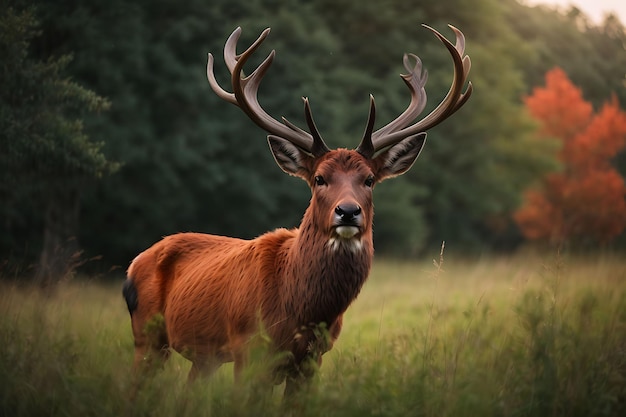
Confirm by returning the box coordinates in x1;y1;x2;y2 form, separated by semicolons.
283;205;374;326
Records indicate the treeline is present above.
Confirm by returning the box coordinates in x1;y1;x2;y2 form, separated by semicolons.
1;0;625;278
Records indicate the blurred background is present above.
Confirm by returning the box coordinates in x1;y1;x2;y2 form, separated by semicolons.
1;0;625;285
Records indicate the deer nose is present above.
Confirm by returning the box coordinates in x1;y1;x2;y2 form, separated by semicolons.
335;203;362;224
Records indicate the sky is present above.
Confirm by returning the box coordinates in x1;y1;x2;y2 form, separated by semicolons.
523;0;626;24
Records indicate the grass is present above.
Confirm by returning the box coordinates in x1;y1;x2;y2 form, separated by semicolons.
0;251;624;416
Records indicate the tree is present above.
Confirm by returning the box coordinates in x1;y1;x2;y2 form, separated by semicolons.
514;68;626;245
5;0;625;273
36;0;347;264
309;0;556;253
502;0;626;108
0;3;116;287
29;0;559;262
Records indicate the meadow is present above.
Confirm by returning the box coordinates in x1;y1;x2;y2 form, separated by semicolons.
0;250;624;416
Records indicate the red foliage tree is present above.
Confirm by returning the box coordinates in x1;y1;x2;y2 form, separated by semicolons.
514;68;626;244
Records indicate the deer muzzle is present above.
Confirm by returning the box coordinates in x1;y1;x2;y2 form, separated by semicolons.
333;203;363;239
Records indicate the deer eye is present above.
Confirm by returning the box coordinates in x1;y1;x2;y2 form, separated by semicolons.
314;175;326;186
364;176;375;188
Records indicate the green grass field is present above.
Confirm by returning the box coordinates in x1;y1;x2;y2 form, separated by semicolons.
1;251;624;416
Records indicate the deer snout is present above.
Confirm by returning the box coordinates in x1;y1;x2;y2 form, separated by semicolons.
333;203;362;240
334;203;362;226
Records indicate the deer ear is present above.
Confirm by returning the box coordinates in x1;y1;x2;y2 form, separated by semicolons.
268;135;314;179
374;133;426;182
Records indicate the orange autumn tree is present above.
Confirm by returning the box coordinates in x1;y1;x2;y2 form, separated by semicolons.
514;68;626;244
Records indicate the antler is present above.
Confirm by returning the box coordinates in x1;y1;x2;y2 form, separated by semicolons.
356;25;473;158
207;27;330;157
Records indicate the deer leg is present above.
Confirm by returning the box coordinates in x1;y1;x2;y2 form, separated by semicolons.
233;349;278;406
132;339;171;374
187;356;221;383
283;374;304;398
130;313;170;376
230;353;242;384
127;315;170;403
283;351;321;399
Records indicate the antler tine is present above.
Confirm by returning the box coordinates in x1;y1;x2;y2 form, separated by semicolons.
207;27;329;155
357;53;428;157
207;53;237;105
364;24;472;154
206;27;256;105
372;54;429;140
355;95;377;157
407;25;471;130
223;26;263;74
303;98;331;156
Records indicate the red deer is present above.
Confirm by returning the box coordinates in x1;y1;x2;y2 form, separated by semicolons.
123;24;472;396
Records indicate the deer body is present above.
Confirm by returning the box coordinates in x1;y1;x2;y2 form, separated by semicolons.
126;149;380;387
127;229;361;379
124;25;471;396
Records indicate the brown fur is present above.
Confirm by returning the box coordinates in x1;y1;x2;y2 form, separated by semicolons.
124;148;406;394
124;23;473;396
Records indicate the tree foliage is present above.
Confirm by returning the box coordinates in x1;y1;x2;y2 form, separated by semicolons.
1;0;625;277
0;2;116;284
503;0;626;108
0;5;113;202
515;68;626;244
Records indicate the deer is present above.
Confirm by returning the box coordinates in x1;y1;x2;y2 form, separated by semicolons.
123;24;471;397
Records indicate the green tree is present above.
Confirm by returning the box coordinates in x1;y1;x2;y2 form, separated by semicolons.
503;0;626;108
0;3;116;287
503;0;626;245
32;0;348;265
6;0;623;272
311;0;557;253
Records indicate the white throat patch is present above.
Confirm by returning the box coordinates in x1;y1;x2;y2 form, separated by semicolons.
328;226;364;253
335;226;359;239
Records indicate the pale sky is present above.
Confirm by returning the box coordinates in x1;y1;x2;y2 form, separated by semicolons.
523;0;626;24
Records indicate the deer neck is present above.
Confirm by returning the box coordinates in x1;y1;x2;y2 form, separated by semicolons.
283;208;374;325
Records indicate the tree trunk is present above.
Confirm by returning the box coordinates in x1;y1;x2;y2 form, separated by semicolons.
35;186;81;292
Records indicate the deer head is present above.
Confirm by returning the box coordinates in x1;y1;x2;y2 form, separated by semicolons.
207;25;472;249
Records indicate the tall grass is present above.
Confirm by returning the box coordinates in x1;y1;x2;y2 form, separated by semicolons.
0;252;624;416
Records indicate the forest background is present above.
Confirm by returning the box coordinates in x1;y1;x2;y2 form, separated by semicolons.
1;0;625;283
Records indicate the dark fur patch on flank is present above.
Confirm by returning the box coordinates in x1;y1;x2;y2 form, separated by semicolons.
122;279;138;315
